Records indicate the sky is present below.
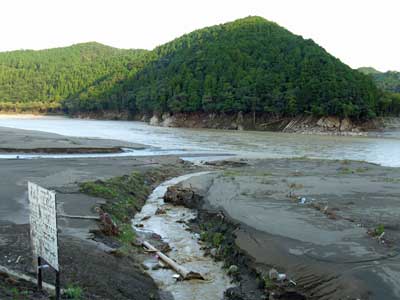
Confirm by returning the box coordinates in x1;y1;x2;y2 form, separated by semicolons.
0;0;399;71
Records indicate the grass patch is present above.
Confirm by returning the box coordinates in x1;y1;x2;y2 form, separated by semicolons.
223;170;241;177
382;177;400;183
340;167;354;174
80;172;150;247
80;172;149;224
263;276;274;289
339;167;369;174
64;284;83;299
374;224;385;236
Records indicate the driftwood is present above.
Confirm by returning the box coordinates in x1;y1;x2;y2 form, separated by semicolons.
58;214;100;220
142;240;204;280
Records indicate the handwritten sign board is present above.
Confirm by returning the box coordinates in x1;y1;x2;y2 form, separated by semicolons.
28;182;59;271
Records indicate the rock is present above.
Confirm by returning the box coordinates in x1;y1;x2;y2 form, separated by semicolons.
227;265;239;275
164;186;202;209
317;116;341;129
161;113;176;127
151;233;162;240
340;117;352;131
149;115;160;126
210;248;218;257
155;208;166;215
268;268;279;280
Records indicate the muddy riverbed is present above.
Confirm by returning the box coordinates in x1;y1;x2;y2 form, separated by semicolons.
176;158;400;300
1;118;400;300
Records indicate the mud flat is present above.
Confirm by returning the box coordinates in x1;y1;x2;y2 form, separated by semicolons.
0;126;145;153
174;158;400;300
0;126;201;299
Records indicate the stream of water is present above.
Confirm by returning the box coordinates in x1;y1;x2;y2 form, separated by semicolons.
132;172;233;300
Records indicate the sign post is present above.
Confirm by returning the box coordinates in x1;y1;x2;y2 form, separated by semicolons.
28;182;60;299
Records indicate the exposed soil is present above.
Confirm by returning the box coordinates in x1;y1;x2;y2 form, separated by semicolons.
0;126;145;153
0;148;200;299
170;158;400;300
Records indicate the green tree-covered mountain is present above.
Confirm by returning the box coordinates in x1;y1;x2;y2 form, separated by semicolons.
358;67;400;115
0;42;148;112
358;67;400;93
111;16;382;119
0;16;398;119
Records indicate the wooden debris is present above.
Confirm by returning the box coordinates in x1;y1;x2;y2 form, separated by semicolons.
142;240;204;280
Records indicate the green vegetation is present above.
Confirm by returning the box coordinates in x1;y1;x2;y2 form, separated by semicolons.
0;17;398;119
80;172;149;247
358;67;400;115
0;42;148;113
374;224;385;236
263;276;274;289
80;172;149;224
339;166;368;174
64;284;84;299
359;67;400;93
122;16;382;119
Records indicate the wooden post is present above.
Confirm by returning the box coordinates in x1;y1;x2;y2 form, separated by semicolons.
37;257;43;291
55;271;61;300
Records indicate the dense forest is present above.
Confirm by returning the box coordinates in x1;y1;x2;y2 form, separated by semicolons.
0;17;399;119
0;42;148;112
358;67;400;115
358;67;400;93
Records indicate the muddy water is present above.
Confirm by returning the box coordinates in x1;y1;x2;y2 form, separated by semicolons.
132;172;233;300
0;116;400;167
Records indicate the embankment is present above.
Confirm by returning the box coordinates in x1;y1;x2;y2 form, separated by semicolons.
72;111;393;136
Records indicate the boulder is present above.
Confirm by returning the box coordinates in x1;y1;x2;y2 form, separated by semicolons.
162;115;176;127
340;117;352;131
164;186;202;209
149;115;160;126
316;116;341;129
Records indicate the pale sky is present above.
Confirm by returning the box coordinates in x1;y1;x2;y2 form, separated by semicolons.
1;0;399;71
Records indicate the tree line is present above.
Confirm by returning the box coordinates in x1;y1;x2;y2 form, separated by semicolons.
0;17;399;119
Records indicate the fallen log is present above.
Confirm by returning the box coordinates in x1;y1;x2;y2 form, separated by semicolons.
142;240;204;280
58;214;99;220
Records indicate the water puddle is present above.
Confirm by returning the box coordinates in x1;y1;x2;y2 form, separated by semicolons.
132;172;233;300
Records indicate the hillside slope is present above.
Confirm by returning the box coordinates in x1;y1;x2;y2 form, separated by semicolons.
118;16;381;119
0;17;395;121
358;67;400;93
0;42;148;112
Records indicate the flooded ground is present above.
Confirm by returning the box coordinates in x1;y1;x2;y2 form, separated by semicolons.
0;116;399;166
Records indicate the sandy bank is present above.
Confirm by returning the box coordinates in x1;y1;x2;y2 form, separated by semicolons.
0;126;145;153
176;158;400;300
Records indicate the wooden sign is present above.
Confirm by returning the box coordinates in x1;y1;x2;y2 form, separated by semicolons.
28;182;59;271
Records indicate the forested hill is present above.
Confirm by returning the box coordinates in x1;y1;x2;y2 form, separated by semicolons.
0;42;148;112
0;17;398;119
71;16;384;119
358;67;400;94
